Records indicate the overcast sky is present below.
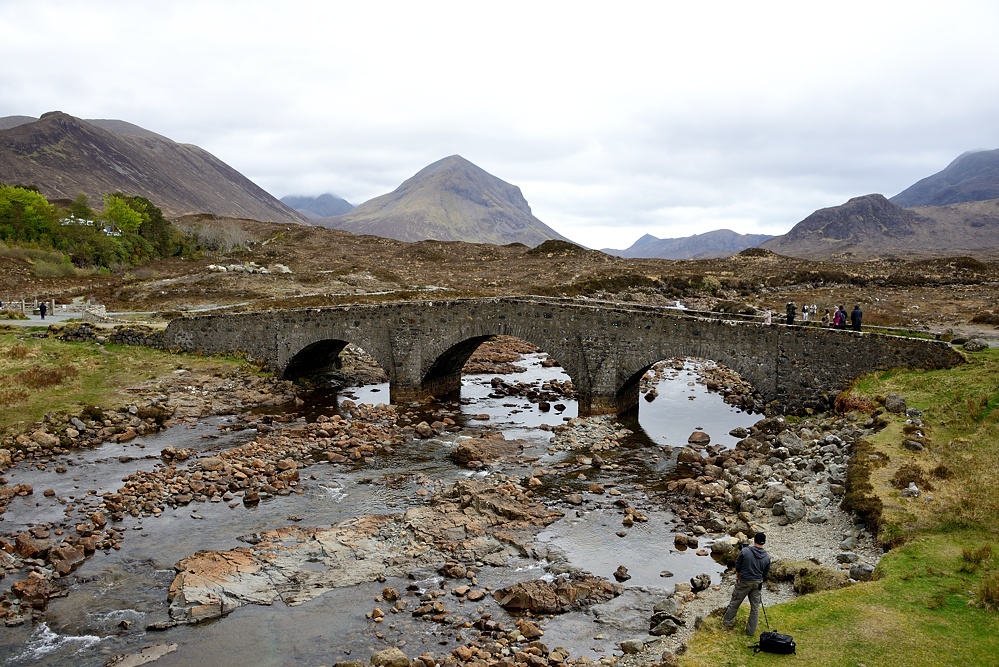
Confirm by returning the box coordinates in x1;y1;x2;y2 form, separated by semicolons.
3;1;998;249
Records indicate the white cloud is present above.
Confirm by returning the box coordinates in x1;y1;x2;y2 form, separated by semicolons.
2;0;999;248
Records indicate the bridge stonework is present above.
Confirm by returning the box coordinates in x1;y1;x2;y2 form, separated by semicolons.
162;297;963;415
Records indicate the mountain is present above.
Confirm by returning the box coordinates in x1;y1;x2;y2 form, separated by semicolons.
760;193;999;260
281;193;354;219
603;229;774;259
319;155;572;247
891;149;999;207
0;111;307;224
0;116;38;131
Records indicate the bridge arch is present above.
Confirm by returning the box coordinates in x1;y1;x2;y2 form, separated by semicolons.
277;325;394;386
401;321;585;405
613;323;776;414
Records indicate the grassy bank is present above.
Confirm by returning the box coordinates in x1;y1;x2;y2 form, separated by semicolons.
678;349;999;666
0;326;249;440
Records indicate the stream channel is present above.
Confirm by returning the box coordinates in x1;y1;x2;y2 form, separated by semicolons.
0;353;758;667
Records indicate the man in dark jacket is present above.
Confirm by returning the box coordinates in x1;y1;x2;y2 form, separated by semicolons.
851;305;863;331
723;532;772;635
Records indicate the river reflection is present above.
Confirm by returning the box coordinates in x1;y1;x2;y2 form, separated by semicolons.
0;356;757;666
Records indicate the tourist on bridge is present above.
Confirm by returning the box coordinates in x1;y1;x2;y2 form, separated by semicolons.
785;301;796;325
833;305;847;329
39;301;47;320
851;305;863;332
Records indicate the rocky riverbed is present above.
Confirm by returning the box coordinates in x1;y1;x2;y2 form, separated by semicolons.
0;334;889;667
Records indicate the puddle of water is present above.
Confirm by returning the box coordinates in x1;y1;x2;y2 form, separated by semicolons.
627;364;757;448
537;508;726;589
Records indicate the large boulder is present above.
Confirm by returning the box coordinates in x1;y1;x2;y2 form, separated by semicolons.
963;339;989;352
850;562;877;581
492;573;622;613
776;430;806;455
448;433;521;467
31;430;59;448
777;497;807;524
771;560;850;593
371;647;410;667
729;482;754;506
884;394;907;414
689;573;711;593
759;483;792;508
687;431;711;446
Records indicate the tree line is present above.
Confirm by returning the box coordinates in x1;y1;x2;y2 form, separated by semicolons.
0;184;196;271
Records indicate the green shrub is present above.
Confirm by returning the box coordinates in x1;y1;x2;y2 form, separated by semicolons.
892;463;933;491
770;559;851;593
978;571;999;611
841;439;888;538
962;544;993;567
34;258;81;278
14;365;79;389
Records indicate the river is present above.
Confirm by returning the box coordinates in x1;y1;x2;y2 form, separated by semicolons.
0;353;758;666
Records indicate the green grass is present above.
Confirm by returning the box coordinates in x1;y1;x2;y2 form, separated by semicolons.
685;534;999;666
679;348;999;666
0;328;249;440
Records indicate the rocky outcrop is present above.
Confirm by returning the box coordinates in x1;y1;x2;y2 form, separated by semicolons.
662;410;886;593
448;432;524;468
492;572;622;614
165;479;562;625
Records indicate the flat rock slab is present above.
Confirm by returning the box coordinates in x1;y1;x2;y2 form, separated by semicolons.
167;479;562;624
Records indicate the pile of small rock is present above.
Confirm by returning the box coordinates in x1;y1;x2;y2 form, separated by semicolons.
206;262;292;274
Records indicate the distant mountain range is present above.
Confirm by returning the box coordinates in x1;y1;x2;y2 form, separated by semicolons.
317;155;571;247
280;193;354;219
603;229;774;259
0;112;306;224
762;149;999;260
4;110;999;259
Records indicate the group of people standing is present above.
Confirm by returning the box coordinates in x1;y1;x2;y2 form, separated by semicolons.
767;301;863;331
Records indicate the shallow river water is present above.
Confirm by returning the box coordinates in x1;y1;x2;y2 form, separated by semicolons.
0;355;757;667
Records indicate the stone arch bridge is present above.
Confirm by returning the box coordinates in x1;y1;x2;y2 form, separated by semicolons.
162;297;963;416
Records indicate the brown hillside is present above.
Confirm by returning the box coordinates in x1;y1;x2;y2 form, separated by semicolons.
762;194;999;260
0;112;307;225
6;218;999;344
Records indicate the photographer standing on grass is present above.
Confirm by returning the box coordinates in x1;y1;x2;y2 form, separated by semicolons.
723;532;772;635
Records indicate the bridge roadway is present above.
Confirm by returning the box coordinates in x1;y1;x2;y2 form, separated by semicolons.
162;296;963;416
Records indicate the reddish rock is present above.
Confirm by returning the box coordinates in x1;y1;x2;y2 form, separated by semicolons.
15;532;49;559
49;543;86;575
517;618;544;639
12;573;54;609
687;431;711;445
493;573;621;614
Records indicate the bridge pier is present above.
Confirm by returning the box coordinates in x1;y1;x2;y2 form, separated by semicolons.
389;373;462;406
577;384;640;417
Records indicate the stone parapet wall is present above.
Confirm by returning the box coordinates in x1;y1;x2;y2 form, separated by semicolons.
56;322;165;348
